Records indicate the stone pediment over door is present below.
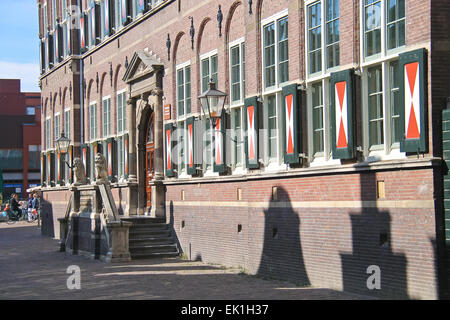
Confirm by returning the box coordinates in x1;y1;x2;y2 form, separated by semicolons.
122;49;164;98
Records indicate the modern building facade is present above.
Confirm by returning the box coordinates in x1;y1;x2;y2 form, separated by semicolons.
0;79;41;201
37;0;450;299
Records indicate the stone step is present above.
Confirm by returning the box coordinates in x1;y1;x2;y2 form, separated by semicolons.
121;217;166;224
130;223;169;230
129;243;178;254
130;237;175;246
130;252;180;259
129;229;172;238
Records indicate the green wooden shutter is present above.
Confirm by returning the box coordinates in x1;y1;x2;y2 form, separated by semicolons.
68;145;73;184
165;123;175;177
81;144;90;179
186;117;196;175
123;134;129;179
399;48;428;153
57;152;62;185
41;153;47;186
48;33;54;68
49;152;55;186
330;69;356;159
245;96;259;169
282;83;301;164
81;12;88;52
106;138;116;182
40;39;46;73
94;2;101;44
213;114;226;173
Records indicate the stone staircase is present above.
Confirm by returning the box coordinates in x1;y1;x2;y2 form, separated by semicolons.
121;216;179;259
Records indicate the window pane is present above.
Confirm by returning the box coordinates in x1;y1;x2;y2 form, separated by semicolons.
326;0;339;69
267;95;277;159
364;0;381;57
278;17;289;83
233;108;242;166
231;45;241;102
202;58;210;92
368;66;384;147
264;23;276;88
177;69;184;116
185;66;191;115
389;61;401;144
312;83;324;154
308;2;322;74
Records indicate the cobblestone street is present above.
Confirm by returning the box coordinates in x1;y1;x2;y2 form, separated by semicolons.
0;222;372;300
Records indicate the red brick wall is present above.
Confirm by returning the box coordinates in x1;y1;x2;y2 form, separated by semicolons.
166;167;438;299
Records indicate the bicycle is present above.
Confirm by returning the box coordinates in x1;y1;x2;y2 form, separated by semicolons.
4;209;27;225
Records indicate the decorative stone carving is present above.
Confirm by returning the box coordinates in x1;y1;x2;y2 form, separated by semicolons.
94;153;108;184
72;157;87;185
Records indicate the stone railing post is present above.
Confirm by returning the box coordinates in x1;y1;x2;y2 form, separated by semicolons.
106;221;133;262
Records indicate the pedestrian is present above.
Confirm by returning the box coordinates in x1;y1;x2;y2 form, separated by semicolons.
9;194;20;220
32;193;40;214
27;193;34;222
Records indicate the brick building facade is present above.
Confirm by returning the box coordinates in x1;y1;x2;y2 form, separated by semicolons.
36;0;450;299
0;79;41;201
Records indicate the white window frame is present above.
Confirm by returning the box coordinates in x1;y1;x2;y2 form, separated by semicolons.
116;88;128;181
229;37;246;106
200;49;219;94
260;10;289;172
176;60;191;122
114;0;124;32
360;0;406;65
64;108;70;140
305;0;341;80
102;95;112;138
230;105;247;175
54;112;61;140
359;0;406;161
89;101;98;142
45;116;52;151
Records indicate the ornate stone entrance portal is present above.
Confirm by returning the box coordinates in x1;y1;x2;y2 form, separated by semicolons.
122;50;165;218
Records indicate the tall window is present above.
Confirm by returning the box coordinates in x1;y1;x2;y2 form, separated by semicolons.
263;14;289;89
364;0;381;57
177;64;191;117
62;0;70;57
45;117;51;149
326;0;340;69
232;108;243;168
102;97;111;137
64;109;70;139
117;91;127;133
363;0;405;59
389;60;401;144
311;82;324;155
230;41;246;104
203;120;212;172
260;11;289;168
117;91;127;180
54;113;61;140
386;0;405;50
89;102;97;140
201;53;218;93
43;2;48;35
88;1;96;47
114;0;123;31
307;0;340;75
368;66;383;147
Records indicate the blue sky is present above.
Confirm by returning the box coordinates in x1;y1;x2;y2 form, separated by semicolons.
0;0;40;92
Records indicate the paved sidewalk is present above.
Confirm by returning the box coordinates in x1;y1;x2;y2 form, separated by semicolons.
0;222;372;300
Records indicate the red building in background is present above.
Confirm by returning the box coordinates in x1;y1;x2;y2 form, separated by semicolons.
0;79;41;201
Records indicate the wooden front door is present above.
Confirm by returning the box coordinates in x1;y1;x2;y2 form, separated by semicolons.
145;113;155;211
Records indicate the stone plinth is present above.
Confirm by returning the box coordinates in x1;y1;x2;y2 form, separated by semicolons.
106;221;132;263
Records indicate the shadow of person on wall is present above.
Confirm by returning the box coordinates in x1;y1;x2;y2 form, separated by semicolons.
340;172;409;299
256;186;310;286
169;200;183;257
